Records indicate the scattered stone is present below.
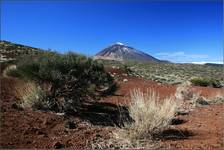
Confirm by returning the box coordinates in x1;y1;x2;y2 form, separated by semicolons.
0;107;6;112
196;97;210;106
123;79;128;82
54;141;64;149
176;109;189;116
209;97;224;104
65;121;77;129
122;73;128;76
56;113;65;116
11;103;23;111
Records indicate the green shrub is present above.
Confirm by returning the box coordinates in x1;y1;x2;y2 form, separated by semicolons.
10;51;115;112
190;77;222;88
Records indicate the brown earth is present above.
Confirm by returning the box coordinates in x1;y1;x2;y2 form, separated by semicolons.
163;104;224;150
0;68;223;149
0;77;112;149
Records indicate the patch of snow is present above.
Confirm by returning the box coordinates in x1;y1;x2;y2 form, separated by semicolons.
122;47;130;52
115;42;124;45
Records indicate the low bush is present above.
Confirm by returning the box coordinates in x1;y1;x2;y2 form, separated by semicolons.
9;51;115;112
190;77;222;88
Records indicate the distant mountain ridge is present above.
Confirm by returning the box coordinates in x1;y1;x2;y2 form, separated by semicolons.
93;42;160;62
204;63;223;67
0;40;42;62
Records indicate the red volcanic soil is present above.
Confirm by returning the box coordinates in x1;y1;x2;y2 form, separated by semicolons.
0;77;111;149
103;68;223;105
0;68;223;149
163;104;224;149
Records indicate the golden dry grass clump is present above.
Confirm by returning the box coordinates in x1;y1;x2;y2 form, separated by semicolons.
91;89;179;149
117;89;179;142
14;82;47;109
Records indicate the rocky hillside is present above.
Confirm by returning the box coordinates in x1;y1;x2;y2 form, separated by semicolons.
0;40;42;62
93;42;160;62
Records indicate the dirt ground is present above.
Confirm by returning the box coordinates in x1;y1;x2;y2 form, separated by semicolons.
0;68;223;149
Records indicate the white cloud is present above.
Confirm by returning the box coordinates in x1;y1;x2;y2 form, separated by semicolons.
155;51;209;59
191;61;223;64
155;51;223;63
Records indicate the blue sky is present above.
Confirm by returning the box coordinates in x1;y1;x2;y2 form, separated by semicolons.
1;0;223;63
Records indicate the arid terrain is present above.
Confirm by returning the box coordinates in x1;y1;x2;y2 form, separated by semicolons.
0;66;223;149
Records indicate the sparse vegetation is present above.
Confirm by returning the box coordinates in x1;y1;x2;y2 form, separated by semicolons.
209;91;224;104
0;40;41;62
8;51;115;113
175;82;224;109
195;91;224;106
100;60;224;86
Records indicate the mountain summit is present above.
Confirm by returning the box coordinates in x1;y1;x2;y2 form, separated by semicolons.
93;42;160;62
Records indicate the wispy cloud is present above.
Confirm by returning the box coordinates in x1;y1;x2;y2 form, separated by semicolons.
155;51;208;59
154;51;212;63
191;61;223;64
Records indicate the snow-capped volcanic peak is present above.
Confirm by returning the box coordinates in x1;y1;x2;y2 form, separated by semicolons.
115;42;124;46
94;43;160;62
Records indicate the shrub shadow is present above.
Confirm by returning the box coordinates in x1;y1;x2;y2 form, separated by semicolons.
171;118;187;125
69;102;133;127
154;128;194;140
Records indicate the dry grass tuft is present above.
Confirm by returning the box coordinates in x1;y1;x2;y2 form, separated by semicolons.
91;89;178;149
14;82;48;109
175;81;194;101
117;89;179;142
203;91;224;105
213;91;224;103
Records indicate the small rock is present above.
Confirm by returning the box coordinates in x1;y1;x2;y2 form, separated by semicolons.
123;79;128;82
95;133;102;138
54;141;63;149
176;109;189;115
196;97;210;105
0;107;6;112
56;113;65;116
122;73;128;76
65;121;77;129
11;103;23;111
